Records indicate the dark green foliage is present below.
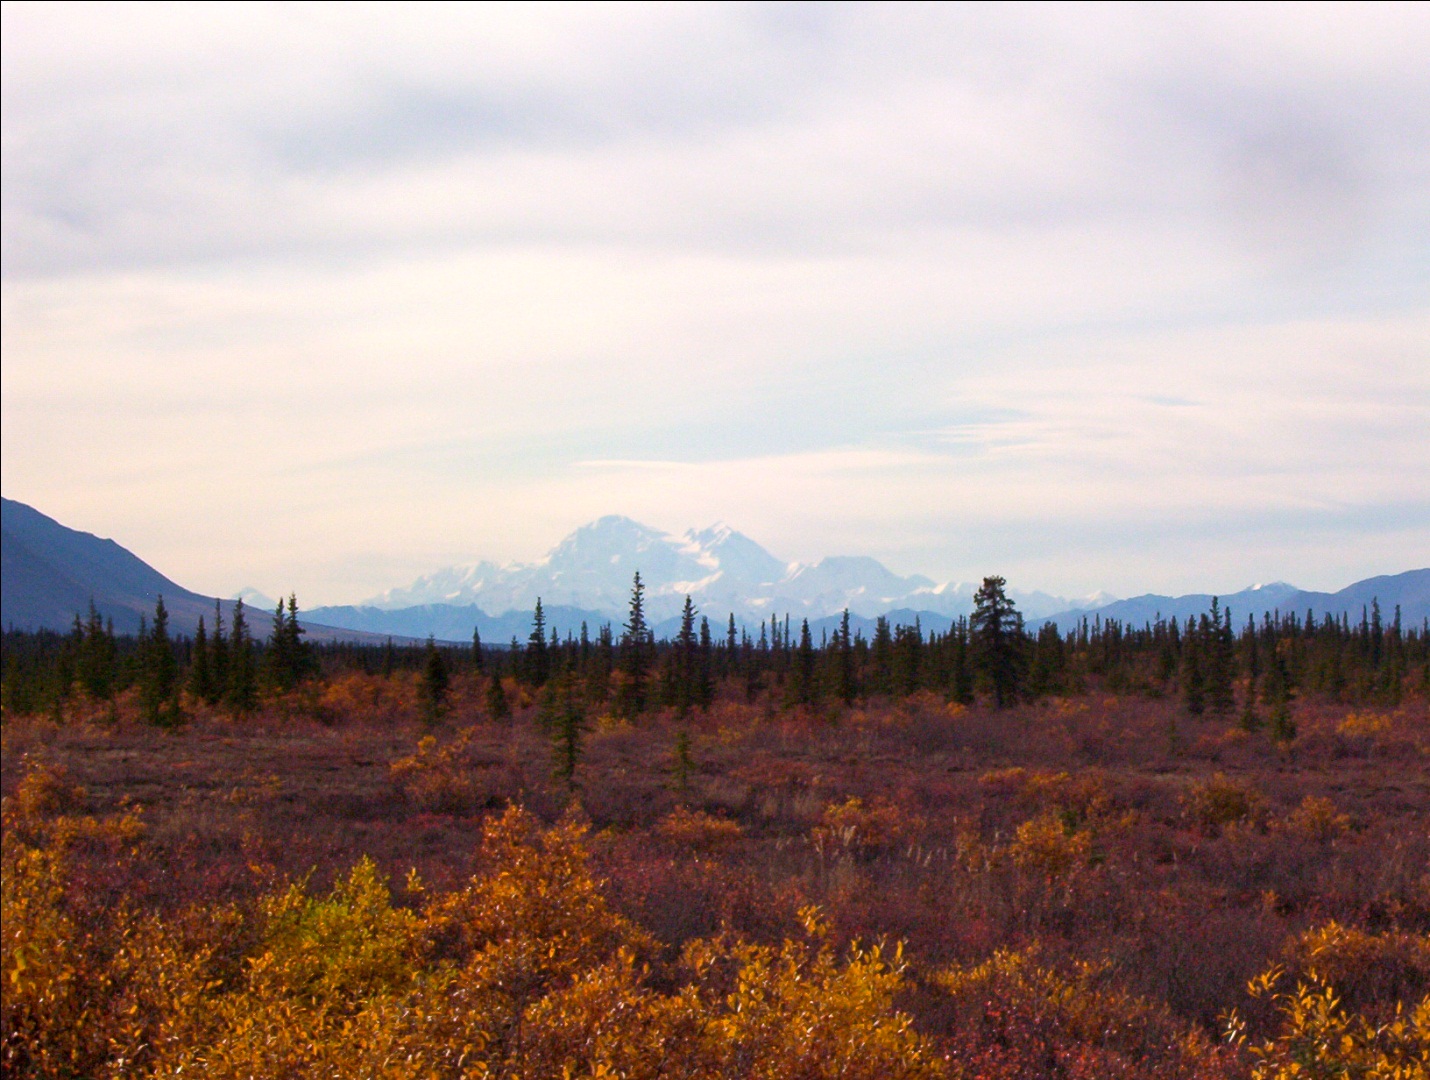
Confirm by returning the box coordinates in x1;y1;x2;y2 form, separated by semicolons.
892;621;922;697
785;618;817;708
672;728;694;796
207;602;229;704
1181;627;1205;716
834;609;857;705
264;594;313;693
616;573;651;718
139;596;182;727
542;673;589;790
697;616;715;709
1264;648;1295;741
189;616;214;705
1027;621;1066;698
948;618;974;706
419;636;451;724
526;599;549;688
2;575;1425;729
1204;598;1235;715
664;595;700;716
971;576;1024;709
484;670;511;721
225;599;258;714
869;617;894;697
77;602;117;703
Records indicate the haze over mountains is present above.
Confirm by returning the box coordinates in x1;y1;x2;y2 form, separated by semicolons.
349;516;1107;625
3;497;1427;642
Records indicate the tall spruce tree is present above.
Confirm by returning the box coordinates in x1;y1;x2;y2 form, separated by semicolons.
225;599;258;714
419;636;450;724
670;595;698;716
1205;598;1235;715
697;615;715;709
140;595;181;726
835;609;857;705
189;616;214;705
870;616;894;697
527;599;550;687
786;618;817;708
616;572;650;717
208;602;229;706
971;576;1024;708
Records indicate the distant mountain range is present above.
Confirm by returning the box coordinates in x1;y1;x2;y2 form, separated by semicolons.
3;498;1426;643
336;515;1108;632
0;498;388;642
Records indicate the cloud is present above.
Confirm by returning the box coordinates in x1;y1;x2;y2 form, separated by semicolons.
2;4;1426;603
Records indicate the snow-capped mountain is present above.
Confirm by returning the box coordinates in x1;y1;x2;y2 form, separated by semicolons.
356;516;1100;625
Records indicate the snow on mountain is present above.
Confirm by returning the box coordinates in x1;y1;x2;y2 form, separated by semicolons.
358;516;1108;625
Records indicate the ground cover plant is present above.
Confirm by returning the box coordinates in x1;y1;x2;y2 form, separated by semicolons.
3;586;1428;1078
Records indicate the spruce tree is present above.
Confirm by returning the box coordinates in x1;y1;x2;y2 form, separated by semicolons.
835;609;857;705
485;668;511;722
893;621;923;696
225;599;258;714
265;600;291;692
1204;599;1235;715
189;616;214;705
208;602;229;706
672;595;698;716
1181;622;1206;716
79;601;116;703
140;595;181;726
527;598;549;687
697;615;715;709
419;636;450;724
616;572;650;717
672;728;694;798
870;616;894;697
971;576;1024;708
949;617;974;705
545;673;588;791
786;618;817;708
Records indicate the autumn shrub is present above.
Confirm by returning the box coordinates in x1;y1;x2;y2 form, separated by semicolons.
1183;773;1267;837
1225;966;1430;1080
1283;922;1430;1016
653;805;744;852
1279;795;1354;843
1008;812;1095;880
2;761;215;1079
813;795;922;858
389;728;493;813
930;945;1222;1078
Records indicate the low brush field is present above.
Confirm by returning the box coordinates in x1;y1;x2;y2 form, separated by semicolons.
4;679;1428;1078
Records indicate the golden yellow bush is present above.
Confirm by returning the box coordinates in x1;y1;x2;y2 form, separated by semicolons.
390;729;480;812
814;795;921;857
3;796;947;1079
1280;795;1354;843
1008;812;1094;879
1225;966;1430;1080
654;806;744;852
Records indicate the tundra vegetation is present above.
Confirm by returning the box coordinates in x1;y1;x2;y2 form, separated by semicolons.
2;579;1428;1078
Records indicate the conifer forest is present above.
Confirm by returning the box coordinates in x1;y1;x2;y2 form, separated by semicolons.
3;578;1428;1078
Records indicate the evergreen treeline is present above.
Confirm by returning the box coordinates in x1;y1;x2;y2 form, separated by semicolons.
3;576;1426;725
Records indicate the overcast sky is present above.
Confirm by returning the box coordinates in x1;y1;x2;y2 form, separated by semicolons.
3;2;1427;605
